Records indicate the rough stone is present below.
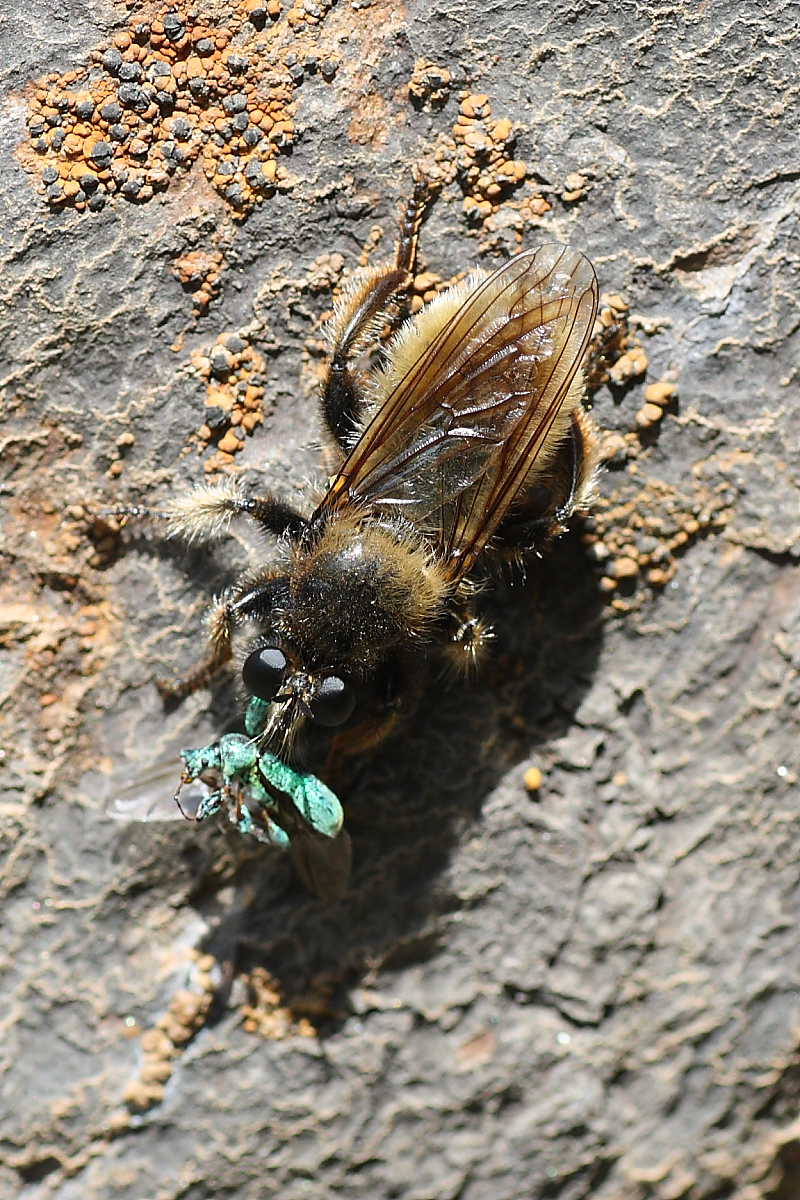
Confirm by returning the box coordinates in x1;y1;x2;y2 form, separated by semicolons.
0;4;798;1200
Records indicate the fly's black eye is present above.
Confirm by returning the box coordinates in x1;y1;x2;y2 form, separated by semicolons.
310;676;356;727
242;646;287;701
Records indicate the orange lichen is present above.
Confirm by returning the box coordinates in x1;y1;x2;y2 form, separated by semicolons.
172;247;225;314
23;0;342;217
523;765;542;792
408;58;453;110
586;295;678;439
189;331;267;472
451;94;529;222
582;479;732;609
561;171;589;203
585;292;646;391
123;951;216;1113
240;967;317;1038
241;966;344;1037
407;87;546;235
633;378;678;431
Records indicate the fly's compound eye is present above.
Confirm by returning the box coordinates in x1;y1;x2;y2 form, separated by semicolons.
242;646;287;701
310;675;356;727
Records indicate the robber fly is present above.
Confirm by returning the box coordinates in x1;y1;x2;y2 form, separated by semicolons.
116;180;600;899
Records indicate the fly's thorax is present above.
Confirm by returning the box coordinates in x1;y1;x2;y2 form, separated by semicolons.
284;515;449;668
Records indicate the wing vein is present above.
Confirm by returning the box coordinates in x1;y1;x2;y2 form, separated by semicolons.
316;244;598;582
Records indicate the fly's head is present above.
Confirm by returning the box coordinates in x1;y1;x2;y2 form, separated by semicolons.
238;519;449;762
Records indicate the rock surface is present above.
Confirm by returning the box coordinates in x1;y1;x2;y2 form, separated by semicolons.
1;2;798;1198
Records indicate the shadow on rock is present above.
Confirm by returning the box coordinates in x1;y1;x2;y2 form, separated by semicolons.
175;525;607;1032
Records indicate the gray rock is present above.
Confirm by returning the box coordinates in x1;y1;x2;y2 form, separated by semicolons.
0;2;797;1198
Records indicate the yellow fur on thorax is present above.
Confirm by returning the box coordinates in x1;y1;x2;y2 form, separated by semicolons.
295;509;450;636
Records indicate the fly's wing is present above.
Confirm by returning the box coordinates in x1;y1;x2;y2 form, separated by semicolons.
316;244;598;581
262;778;352;902
290;829;352;903
108;759;205;822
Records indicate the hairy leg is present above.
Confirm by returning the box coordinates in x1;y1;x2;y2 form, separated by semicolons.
439;600;495;675
156;592;237;702
394;171;431;276
109;478;308;545
320;175;433;452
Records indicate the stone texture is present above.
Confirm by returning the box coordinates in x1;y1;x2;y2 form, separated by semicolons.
1;2;798;1198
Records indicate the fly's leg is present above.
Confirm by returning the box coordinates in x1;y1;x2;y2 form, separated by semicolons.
394;171;430;276
320;265;408;452
156;569;288;703
106;487;307;703
107;480;308;545
156;593;236;702
160;489;308;543
440;599;495;675
321;174;434;453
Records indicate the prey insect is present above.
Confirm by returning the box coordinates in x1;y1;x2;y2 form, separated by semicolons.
177;718;351;903
115;180;600;900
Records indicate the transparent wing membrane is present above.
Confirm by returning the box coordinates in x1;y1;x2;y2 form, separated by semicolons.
318;244;598;580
